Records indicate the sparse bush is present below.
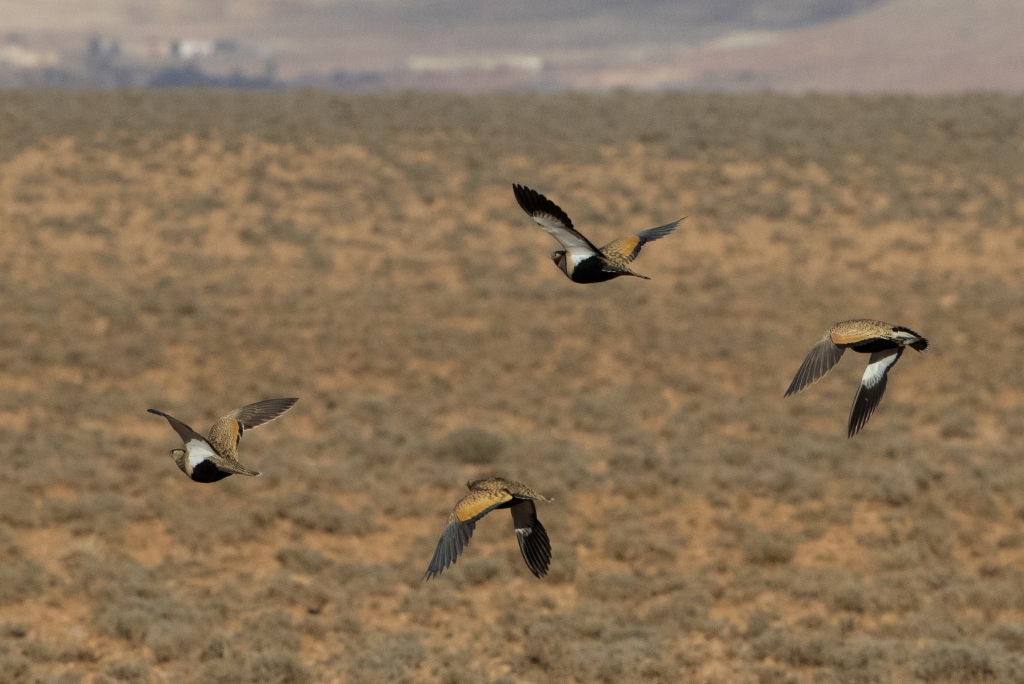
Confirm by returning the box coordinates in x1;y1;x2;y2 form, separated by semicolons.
62;552;215;660
434;428;505;465
200;650;312;684
996;533;1024;549
0;90;1023;683
991;625;1024;653
103;661;149;683
0;490;38;528
347;632;425;684
743;530;796;565
277;493;375;536
276;548;332;574
604;520;677;563
458;557;503;586
913;644;1007;682
0;559;48;606
645;584;714;632
578;573;651;603
829;583;866;613
750;628;835;667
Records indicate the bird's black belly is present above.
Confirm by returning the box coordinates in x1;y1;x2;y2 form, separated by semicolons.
570;257;619;284
190;460;232;483
850;338;898;354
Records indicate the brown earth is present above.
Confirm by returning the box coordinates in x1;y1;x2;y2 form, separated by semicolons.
1;91;1024;683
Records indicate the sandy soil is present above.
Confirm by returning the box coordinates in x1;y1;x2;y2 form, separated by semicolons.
1;91;1024;683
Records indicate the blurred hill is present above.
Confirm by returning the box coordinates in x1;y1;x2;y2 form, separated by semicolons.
0;0;885;70
615;0;1024;92
1;0;1022;91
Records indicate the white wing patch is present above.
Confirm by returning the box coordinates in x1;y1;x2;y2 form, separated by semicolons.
530;213;567;233
569;252;592;265
861;349;901;389
530;213;598;261
185;439;219;472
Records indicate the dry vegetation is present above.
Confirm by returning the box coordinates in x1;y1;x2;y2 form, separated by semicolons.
1;90;1024;683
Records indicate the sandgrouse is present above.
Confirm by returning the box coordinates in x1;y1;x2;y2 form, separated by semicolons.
513;184;681;283
148;398;298;482
785;320;928;437
424;477;552;580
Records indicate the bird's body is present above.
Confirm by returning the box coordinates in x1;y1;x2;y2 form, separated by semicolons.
148;398;298;482
513;184;680;283
424;477;552;580
785;320;928;437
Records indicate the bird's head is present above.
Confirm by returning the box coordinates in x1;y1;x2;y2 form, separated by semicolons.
550;250;570;278
169;448;185;458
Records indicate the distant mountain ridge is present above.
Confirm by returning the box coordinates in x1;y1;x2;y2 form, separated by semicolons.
0;0;1020;91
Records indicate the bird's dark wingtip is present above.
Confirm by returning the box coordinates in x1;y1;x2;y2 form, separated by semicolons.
513;183;535;212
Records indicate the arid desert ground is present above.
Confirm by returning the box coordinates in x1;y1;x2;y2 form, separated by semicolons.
2;91;1024;683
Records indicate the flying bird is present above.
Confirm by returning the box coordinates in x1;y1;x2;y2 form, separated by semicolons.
513;183;681;283
148;398;298;482
785;320;928;437
424;477;552;580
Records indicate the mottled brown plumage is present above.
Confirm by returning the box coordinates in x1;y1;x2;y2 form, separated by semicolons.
148;398;298;482
785;320;928;437
424;477;552;580
513;184;681;283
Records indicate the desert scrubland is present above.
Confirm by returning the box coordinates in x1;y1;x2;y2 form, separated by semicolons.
1;91;1024;683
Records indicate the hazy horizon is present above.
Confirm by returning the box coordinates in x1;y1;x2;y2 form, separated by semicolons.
0;0;1022;92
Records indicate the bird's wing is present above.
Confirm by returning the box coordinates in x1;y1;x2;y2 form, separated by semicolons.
510;500;551;579
207;418;242;457
600;219;682;267
148;409;212;449
499;479;551;502
453;487;514;523
148;409;225;477
423;488;513;580
422;515;477;581
207;455;261;477
513;184;601;262
848;347;903;438
209;398;298;456
222;398;299;430
785;334;845;396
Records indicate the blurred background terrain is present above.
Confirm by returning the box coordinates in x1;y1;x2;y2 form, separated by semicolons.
1;90;1024;682
0;0;1023;91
